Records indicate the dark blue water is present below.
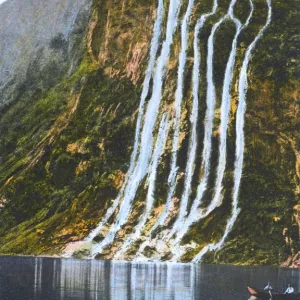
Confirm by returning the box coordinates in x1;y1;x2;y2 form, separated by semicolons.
0;256;300;299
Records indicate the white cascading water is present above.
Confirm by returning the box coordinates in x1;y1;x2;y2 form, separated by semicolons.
172;0;252;243
168;0;219;237
134;0;219;258
78;0;272;263
90;0;181;257
167;5;232;241
150;0;195;233
85;0;165;242
133;0;219;259
198;9;242;219
193;0;272;263
114;113;169;258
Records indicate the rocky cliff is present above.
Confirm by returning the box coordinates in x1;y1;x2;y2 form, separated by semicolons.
0;0;299;266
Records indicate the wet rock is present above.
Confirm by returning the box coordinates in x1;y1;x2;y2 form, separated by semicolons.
143;246;156;258
281;252;300;268
73;248;91;259
161;252;172;261
92;234;105;243
150;225;164;238
94;248;114;260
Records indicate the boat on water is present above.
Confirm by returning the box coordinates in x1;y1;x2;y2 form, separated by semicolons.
248;286;300;299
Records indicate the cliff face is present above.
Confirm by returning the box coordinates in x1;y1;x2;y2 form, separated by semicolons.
0;0;299;266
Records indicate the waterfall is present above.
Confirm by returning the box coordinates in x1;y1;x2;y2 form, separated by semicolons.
114;113;169;259
134;0;219;258
200;15;242;220
173;0;253;243
150;0;195;233
90;0;181;257
79;0;272;263
167;7;230;241
188;14;224;222
168;0;219;237
193;0;272;263
134;1;220;258
85;0;165;242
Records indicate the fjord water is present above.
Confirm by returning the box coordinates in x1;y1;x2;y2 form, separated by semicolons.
1;256;300;300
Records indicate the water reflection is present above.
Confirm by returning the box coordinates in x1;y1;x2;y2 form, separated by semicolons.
0;256;300;299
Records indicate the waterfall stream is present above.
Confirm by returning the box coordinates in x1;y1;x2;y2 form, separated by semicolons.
85;0;165;242
73;0;272;262
193;0;272;263
173;0;253;245
114;113;169;258
90;0;182;257
151;0;196;234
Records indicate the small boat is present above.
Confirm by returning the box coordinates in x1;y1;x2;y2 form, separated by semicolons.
248;286;300;299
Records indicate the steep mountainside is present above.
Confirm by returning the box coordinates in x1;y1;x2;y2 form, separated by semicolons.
0;0;299;266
